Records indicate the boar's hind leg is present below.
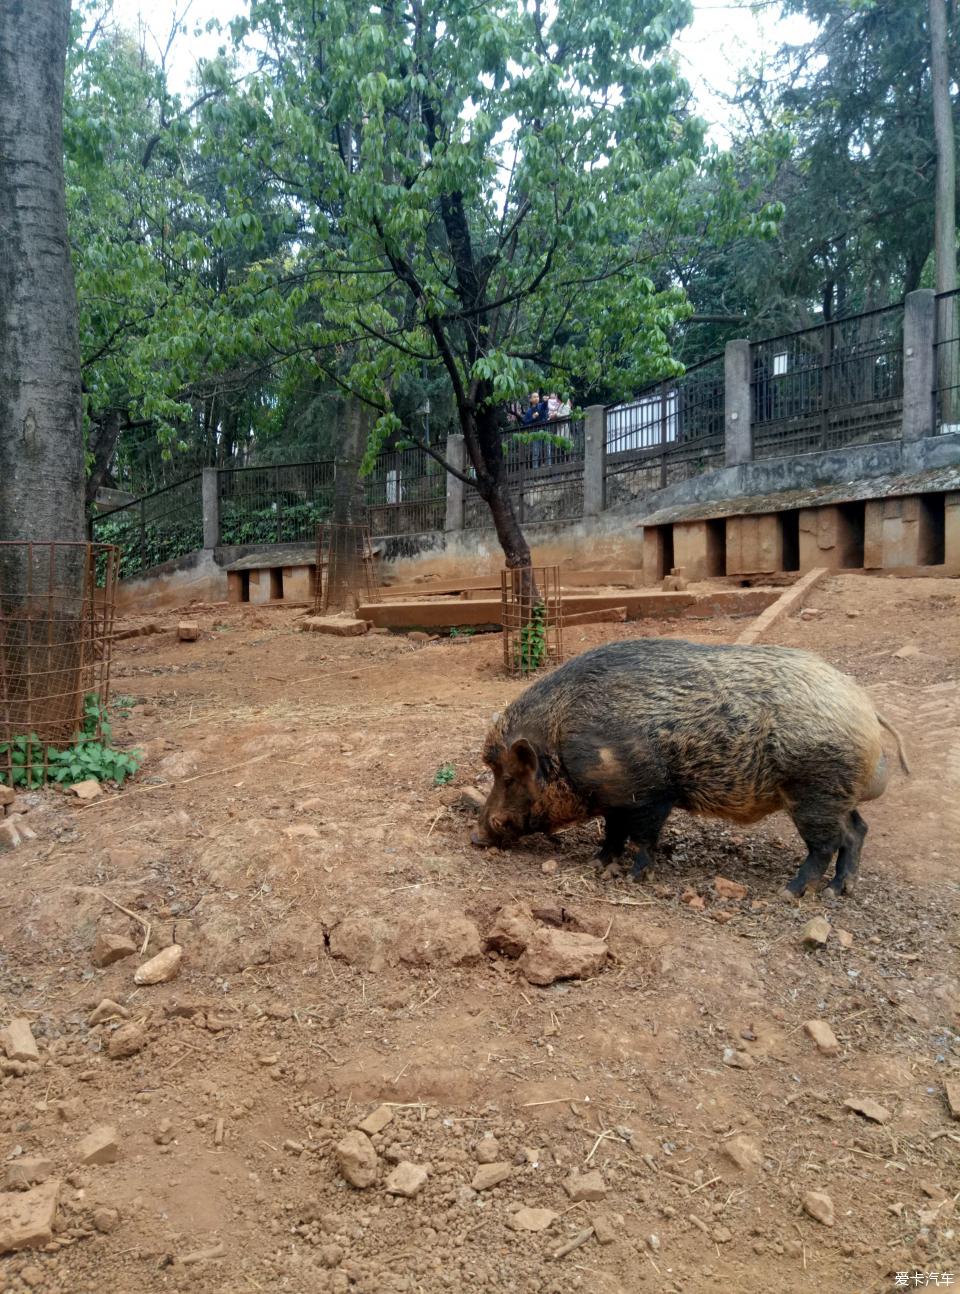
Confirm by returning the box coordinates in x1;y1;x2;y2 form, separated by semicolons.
825;809;867;897
784;800;847;898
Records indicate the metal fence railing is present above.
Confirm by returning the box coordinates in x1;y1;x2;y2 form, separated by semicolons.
750;304;904;459
92;473;204;580
217;461;336;545
365;445;447;536
462;416;585;528
935;289;960;432
603;357;726;507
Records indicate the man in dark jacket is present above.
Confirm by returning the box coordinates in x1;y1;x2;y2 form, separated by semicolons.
521;391;550;466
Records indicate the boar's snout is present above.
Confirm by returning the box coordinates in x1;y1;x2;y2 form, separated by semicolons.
471;814;514;848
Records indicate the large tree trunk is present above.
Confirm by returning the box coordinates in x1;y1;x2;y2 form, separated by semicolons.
0;0;84;546
0;0;87;753
322;396;371;611
930;0;959;424
84;410;122;511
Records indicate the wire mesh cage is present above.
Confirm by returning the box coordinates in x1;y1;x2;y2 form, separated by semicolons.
0;542;120;786
500;566;563;677
314;523;383;614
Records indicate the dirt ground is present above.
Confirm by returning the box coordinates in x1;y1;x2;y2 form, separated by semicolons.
1;572;958;1294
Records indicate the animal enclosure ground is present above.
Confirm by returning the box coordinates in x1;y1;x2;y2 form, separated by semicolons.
0;573;958;1294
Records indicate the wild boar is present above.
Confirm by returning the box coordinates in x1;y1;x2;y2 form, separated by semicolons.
472;638;909;899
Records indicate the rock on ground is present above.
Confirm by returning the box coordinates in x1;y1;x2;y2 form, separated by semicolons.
396;910;482;968
519;928;608;986
722;1134;763;1172
0;1018;39;1062
0;1181;60;1254
88;1000;129;1026
509;1207;558;1233
485;904;538;959
563;1170;607;1202
301;616;369;637
802;916;831;947
843;1096;891;1124
77;1126;120;1166
107;1021;148;1060
803;1190;835;1226
4;1158;52;1191
475;1135;500;1164
713;876;748;900
357;1105;394;1136
804;1019;841;1057
384;1162;429;1198
335;1131;378;1189
471;1162;512;1191
134;944;183;984
328;915;400;973
0;815;37;850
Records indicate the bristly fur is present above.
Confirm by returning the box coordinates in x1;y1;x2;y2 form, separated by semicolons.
475;638;908;898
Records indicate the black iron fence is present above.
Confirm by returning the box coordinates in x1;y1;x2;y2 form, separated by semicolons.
218;460;336;545
751;304;904;459
462;416;585;528
365;445;447;536
935;289;960;430
92;474;204;580
604;356;725;507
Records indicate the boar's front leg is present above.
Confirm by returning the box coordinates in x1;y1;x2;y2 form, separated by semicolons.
621;797;675;882
597;810;630;864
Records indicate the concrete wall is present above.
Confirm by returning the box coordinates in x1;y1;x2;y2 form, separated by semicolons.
115;548;228;614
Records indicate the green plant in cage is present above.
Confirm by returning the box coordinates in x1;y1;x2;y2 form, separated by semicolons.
514;600;548;674
0;694;142;789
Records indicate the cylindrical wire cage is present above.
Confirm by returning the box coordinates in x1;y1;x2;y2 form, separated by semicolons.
0;542;120;786
500;565;563;677
314;522;382;614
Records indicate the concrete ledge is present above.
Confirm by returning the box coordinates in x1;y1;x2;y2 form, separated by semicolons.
358;588;779;630
735;568;828;645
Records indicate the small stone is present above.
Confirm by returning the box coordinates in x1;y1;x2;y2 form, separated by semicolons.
283;1139;304;1155
455;787;487;812
836;929;854;949
591;1213;618;1246
802;1190;835;1226
87;999;129;1026
713;877;748;901
803;1020;840;1057
21;1264;44;1287
541;859;558;876
646;1233;661;1252
134;944;182;985
722;1135;763;1172
475;1136;500;1164
0;1180;60;1253
301;616;369;637
802;916;831;947
385;1162;429;1198
69;778;103;800
471;1162;512;1191
358;1105;394;1136
799;607;823;621
722;1047;754;1069
177;622;199;642
893;643;920;659
509;1207;558;1233
713;1225;733;1243
335;1131;378;1189
295;796;325;814
154;1118;175;1145
91;932;137;968
107;1021;148;1059
944;1080;960;1120
4;1158;53;1191
562;1170;607;1203
846;610;861;619
519;928;608;986
0;1017;39;1063
681;890;705;910
77;1125;119;1166
53;1098;80;1122
92;1207;120;1234
843;1096;891;1124
0;786;14;807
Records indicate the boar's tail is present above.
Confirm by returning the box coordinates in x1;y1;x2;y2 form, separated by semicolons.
877;712;911;776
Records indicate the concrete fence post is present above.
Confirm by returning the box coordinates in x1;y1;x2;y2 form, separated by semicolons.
202;467;220;549
445;434;466;532
724;339;753;466
902;289;937;441
583;404;606;516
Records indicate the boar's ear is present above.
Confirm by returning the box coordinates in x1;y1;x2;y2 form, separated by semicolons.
507;737;538;776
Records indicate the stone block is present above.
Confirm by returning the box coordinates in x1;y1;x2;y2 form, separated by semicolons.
945;492;960;572
247;569;277;604
798;505;864;571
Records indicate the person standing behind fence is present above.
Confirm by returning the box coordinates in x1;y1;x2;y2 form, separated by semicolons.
522;391;550;467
